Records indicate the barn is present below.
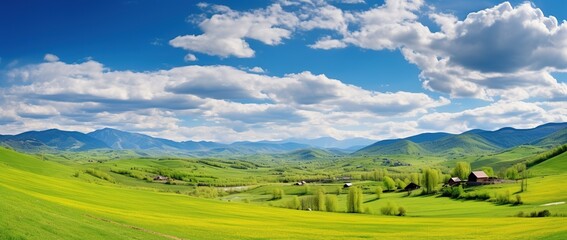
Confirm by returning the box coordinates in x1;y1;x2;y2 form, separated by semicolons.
404;182;420;191
468;171;489;183
343;183;353;188
448;177;461;186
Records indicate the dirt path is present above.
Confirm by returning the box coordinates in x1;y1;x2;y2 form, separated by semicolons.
86;214;187;240
540;201;565;206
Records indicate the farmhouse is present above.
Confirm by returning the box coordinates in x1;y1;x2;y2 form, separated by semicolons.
468;171;489;183
153;175;169;181
404;182;420;191
448;177;461;186
343;183;353;188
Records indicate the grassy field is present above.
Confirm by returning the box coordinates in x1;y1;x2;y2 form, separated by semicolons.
1;147;567;239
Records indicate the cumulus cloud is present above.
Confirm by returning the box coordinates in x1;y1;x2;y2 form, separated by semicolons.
309;36;347;49
418;100;567;133
184;54;197;62
43;53;59;62
170;3;299;58
0;59;449;141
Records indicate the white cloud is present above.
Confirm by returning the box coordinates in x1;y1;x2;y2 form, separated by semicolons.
418;100;567;133
0;59;450;141
309;36;347;49
43;53;59;62
184;53;197;62
170;4;299;58
248;66;265;73
341;0;365;4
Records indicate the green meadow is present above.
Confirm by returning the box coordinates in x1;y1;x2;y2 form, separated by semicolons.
1;147;567;239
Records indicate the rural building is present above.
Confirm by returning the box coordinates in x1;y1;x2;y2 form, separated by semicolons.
153;175;169;181
343;183;353;188
468;171;489;183
404;182;420;191
448;177;461;186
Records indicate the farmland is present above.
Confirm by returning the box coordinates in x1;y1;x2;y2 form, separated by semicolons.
1;145;567;239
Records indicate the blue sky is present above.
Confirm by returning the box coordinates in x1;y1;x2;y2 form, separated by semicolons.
0;0;566;142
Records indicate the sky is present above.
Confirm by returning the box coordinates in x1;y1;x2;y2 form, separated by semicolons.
0;0;566;143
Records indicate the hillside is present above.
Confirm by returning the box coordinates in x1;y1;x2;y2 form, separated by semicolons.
2;147;567;239
357;140;428;155
357;123;567;156
1;129;109;151
533;128;567;148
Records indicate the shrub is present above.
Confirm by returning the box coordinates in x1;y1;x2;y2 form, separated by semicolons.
325;195;338;212
495;191;511;205
514;194;523;205
375;187;382;199
85;168;116;183
537;210;551;217
398;206;406;216
380;202;398;216
272;188;285;200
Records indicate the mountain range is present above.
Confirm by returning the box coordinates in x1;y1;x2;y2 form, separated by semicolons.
0;122;565;157
355;122;567;155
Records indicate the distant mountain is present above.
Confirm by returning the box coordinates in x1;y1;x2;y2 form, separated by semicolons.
281;148;335;160
228;141;310;154
356;123;567;156
88;128;179;150
357;140;428;155
1;129;109;151
532;128;567;148
272;137;376;150
1;122;565;157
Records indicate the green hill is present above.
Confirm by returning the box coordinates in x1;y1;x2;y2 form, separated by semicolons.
285;148;335;160
357;140;428;155
533;128;567;148
423;133;501;154
3;147;567;239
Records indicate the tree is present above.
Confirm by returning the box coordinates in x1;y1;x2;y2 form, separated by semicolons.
409;173;420;185
325;195;338;212
375;186;383;199
272;188;284;200
395;178;407;190
452;162;471;180
481;167;494;177
422;168;439;194
506;167;520;180
315;189;326;211
383;176;396;191
347;187;363;213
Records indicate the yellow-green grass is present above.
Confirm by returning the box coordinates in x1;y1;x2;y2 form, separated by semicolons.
1;148;567;239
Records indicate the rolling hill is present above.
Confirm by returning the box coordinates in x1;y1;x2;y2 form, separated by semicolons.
0;129;109;151
356;122;567;156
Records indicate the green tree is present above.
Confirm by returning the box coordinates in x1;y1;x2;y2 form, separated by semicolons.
375;186;383;199
395;178;407;190
272;188;284;200
481;166;494;177
422;168;439;194
383;176;396;191
315;189;326;211
347;187;363;213
452;162;471;179
506;167;520;180
409;173;420;185
325;195;338;212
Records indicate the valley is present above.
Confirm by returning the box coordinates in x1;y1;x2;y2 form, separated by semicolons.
1;123;566;239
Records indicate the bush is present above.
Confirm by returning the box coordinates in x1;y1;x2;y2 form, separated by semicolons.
514;194;523;205
537;210;551;217
495;191;511;205
325;195;338;212
380;202;398;216
398;206;406;216
375;187;382;199
272;188;285;200
85;169;116;183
